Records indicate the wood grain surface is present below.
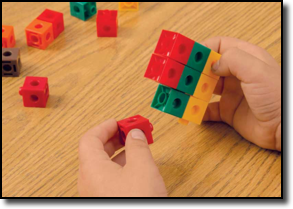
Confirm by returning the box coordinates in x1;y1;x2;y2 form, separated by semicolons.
2;2;281;197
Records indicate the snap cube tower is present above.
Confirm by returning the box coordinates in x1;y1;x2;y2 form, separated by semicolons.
145;30;221;125
96;10;118;37
19;77;49;108
119;2;139;11
25;9;64;50
2;25;16;48
2;48;21;77
118;115;154;145
70;2;97;21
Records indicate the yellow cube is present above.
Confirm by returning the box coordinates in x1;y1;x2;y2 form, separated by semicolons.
193;74;218;102
181;97;209;125
119;2;139;11
202;50;221;80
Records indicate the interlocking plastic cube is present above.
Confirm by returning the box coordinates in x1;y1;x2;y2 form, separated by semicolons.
37;9;64;39
154;30;195;65
181;97;209;125
19;77;49;108
25;19;54;50
2;25;16;48
193;74;218;102
97;10;118;37
119;2;139;11
2;48;21;77
151;84;189;118
70;2;97;21
144;54;185;89
202;50;221;80
177;66;201;95
118;115;154;145
187;42;211;73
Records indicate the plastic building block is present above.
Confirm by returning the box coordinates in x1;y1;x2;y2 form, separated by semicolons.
37;9;64;39
2;48;21;77
119;2;139;11
70;2;97;21
181;97;209;125
154;30;195;65
187;42;211;73
193;74;218;102
118;115;154;145
177;66;201;95
202;50;221;80
25;19;54;50
151;84;189;118
144;54;185;89
97;10;118;37
2;25;16;48
19;77;49;108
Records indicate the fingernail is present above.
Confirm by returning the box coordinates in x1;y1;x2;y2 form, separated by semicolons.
131;129;146;141
212;60;220;72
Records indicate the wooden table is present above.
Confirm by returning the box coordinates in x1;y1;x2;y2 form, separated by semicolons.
2;2;281;197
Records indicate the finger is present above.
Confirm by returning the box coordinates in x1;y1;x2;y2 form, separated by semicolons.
112;151;126;166
211;48;271;84
125;129;156;168
104;132;124;157
203;102;221;122
201;36;279;68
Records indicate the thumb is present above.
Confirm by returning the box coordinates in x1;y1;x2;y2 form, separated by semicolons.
125;129;156;167
211;48;270;83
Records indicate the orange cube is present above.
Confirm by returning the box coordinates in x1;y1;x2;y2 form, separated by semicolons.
193;74;218;102
202;50;221;80
181;97;209;125
25;19;54;50
2;25;16;48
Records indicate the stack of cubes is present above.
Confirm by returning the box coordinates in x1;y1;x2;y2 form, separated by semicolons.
25;9;64;50
145;30;221;125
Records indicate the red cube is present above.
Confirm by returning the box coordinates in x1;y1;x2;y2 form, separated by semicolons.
19;77;49;108
154;30;195;65
118;115;154;145
145;54;185;89
37;9;64;39
96;10;118;37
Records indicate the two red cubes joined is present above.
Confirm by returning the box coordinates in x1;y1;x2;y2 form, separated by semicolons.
25;9;64;50
97;10;118;37
118;115;154;145
19;77;49;108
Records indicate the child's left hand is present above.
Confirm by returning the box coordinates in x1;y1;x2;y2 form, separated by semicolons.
78;119;167;197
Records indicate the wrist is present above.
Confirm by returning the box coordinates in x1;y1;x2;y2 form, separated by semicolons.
275;123;281;151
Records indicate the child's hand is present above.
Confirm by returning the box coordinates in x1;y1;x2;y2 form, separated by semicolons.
78;119;167;197
202;37;281;151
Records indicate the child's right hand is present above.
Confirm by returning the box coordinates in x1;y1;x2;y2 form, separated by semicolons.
202;37;281;151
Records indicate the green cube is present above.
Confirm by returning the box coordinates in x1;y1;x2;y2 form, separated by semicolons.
187;42;211;73
70;2;97;21
151;84;189;118
177;66;201;95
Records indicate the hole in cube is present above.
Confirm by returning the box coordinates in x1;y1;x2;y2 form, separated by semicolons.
158;92;168;105
185;75;193;86
103;26;111;32
3;51;12;57
35;24;43;29
30;80;40;86
173;98;181;109
46;33;51;41
195;52;203;63
179;44;186;54
31;35;39;43
201;83;209;93
30;95;39;102
191;105;200;115
3;65;12;72
74;6;80;13
168;68;176;78
91;7;96;13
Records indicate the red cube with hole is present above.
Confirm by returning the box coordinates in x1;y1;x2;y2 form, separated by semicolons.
19;77;49;108
96;10;118;37
25;19;54;50
37;9;64;39
2;25;16;48
118;115;154;145
145;53;185;89
154;30;195;65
